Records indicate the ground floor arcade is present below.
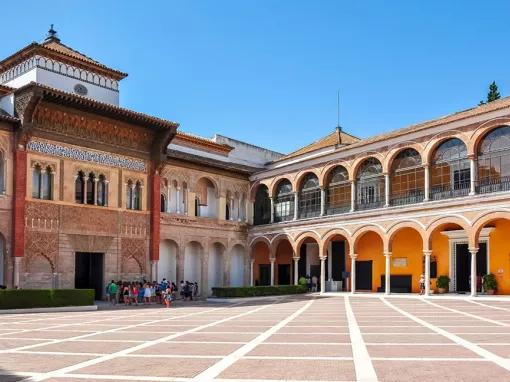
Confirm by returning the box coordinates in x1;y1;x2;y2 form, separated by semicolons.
249;215;510;296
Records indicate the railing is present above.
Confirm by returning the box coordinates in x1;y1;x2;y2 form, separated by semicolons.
390;190;425;206
476;176;510;194
429;182;470;200
325;202;351;215
356;197;384;211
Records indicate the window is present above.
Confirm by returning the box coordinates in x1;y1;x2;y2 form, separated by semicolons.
390;148;424;206
75;172;107;206
274;179;294;222
298;173;321;218
75;171;85;203
160;194;166;213
326;166;350;214
127;181;142;211
226;202;231;220
32;165;52;200
86;173;95;205
430;138;469;200
254;185;271;225
477;126;510;193
0;151;5;195
126;180;134;209
97;175;107;206
134;181;142;210
356;158;384;210
195;196;200;217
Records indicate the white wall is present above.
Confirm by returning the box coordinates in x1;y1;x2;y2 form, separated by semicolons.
200;186;217;218
230;246;245;287
158;241;177;283
306;243;320;275
184;243;202;285
208;244;224;293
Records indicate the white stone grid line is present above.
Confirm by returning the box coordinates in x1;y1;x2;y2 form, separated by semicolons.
466;299;510;312
189;299;315;381
380;297;510;372
23;299;285;381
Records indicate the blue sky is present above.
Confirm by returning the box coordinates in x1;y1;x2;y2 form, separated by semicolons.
3;1;509;153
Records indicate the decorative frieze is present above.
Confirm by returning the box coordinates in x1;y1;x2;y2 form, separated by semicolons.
27;139;146;172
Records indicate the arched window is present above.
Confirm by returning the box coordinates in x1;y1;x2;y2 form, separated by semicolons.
325;166;350;214
390;148;424;205
356;158;384;210
86;173;95;205
134;181;142;210
195;196;200;217
75;171;85;203
41;166;52;200
0;151;5;195
97;175;107;206
477;126;510;193
160;194;166;213
126;180;134;209
430;138;469;200
32;164;42;199
274;179;294;222
225;202;230;220
298;173;320;218
254;185;271;225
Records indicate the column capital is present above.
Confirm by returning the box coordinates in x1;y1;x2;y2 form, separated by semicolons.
269;257;276;263
292;257;300;261
384;252;392;258
319;256;327;261
423;250;432;257
349;253;358;259
468;248;479;255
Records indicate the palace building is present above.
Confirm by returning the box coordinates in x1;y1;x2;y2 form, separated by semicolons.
1;28;509;298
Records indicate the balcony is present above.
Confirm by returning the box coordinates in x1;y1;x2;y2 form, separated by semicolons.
476;176;510;194
429;182;470;201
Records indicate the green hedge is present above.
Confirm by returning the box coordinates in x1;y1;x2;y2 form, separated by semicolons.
212;285;307;298
0;289;95;309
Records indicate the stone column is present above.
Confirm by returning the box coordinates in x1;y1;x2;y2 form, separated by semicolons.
105;180;109;206
250;259;255;286
93;177;98;205
293;193;299;220
470;248;478;297
270;197;275;223
384;252;392;295
320;187;326;216
293;257;299;285
384;173;390;207
469;157;477;196
176;187;181;214
423;250;432;296
320;257;326;294
13;257;21;288
1;155;6;194
151;260;158;281
424;164;430;201
149;173;161;268
177;246;185;283
350;181;356;212
327;242;333;281
350;254;357;294
13;150;27;279
167;187;171;212
270;258;275;286
83;175;88;204
230;198;234;221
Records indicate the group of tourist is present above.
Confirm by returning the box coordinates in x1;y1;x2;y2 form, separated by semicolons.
105;279;199;308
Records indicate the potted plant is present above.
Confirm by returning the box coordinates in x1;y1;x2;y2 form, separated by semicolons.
483;273;497;295
436;275;450;294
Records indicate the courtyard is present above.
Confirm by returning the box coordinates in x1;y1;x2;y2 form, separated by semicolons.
0;295;509;381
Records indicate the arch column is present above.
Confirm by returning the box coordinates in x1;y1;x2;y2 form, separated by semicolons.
250;258;255;286
384;173;390;207
423;250;432;296
469;248;478;297
320;256;326;293
293;192;299;220
424;164;430;201
384;252;391;295
270;258;275;286
350;253;357;294
293;257;299;285
469;156;477;196
350;181;356;212
320;187;326;216
176;187;181;214
270;197;275;223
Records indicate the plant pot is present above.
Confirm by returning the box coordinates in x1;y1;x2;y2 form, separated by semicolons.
437;288;447;294
486;289;495;295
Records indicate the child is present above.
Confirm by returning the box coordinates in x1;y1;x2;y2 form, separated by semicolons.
123;285;130;306
144;283;151;304
419;274;425;295
132;284;139;306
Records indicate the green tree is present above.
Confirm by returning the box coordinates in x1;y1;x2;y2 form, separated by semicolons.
479;81;501;105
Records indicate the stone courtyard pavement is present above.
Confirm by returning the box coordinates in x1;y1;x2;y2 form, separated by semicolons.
0;295;509;382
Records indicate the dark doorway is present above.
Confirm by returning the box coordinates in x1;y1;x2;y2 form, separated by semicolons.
298;244;307;278
331;241;346;285
356;260;372;291
75;252;104;300
455;243;487;292
278;264;291;285
259;264;271;286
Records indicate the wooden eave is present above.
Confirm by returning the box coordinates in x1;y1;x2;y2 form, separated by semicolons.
174;132;233;155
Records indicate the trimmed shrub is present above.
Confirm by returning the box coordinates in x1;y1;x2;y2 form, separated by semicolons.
0;289;95;309
211;285;307;298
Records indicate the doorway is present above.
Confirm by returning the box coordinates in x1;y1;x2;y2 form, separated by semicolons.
75;252;104;300
259;264;270;286
356;260;372;291
455;243;487;292
278;264;291;285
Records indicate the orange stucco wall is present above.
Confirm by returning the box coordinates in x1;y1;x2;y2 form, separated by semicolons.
356;231;384;292
488;219;510;294
275;240;293;284
391;228;424;293
252;241;270;284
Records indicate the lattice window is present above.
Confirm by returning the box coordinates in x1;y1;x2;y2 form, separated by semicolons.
356;158;384;210
254;185;271;225
298;173;321;218
477;126;510;194
390;148;424;205
326;166;351;214
274;179;294;222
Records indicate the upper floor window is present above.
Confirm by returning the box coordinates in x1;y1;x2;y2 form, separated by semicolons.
253;185;271;225
32;164;53;200
390;148;424;206
477;126;510;193
75;171;108;206
430;138;469;200
298;173;320;218
274;179;294;222
127;180;142;210
325;166;350;214
356;157;383;210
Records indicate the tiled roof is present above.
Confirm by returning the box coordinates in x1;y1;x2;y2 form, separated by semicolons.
174;131;233;154
277;128;360;161
0;84;14;95
42;39;101;66
276;96;510;163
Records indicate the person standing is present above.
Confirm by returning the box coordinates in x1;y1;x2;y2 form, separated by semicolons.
419;274;425;295
108;280;118;306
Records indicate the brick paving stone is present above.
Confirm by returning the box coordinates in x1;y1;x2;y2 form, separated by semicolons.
27;340;137;354
0;339;48;350
133;342;243;356
4;330;95;340
363;333;453;343
265;333;351;343
248;343;353;357
367;344;479;358
0;353;93;373
372;360;510;382
219;359;356;381
479;345;510;358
